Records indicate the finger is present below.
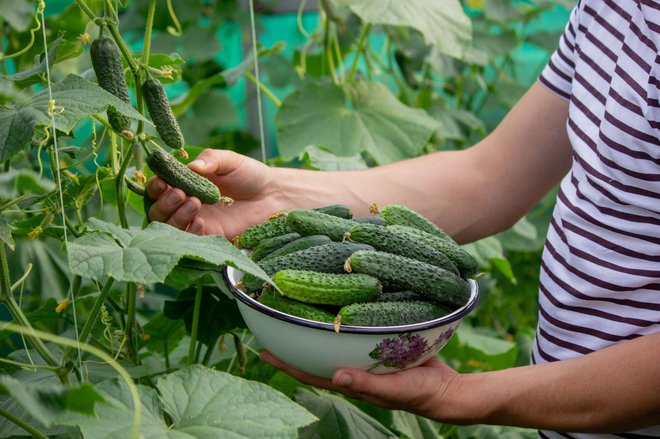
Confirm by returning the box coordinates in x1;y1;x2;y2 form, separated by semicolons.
146;177;168;199
188;217;205;235
148;188;187;223
188;149;245;177
166;197;201;230
260;350;336;390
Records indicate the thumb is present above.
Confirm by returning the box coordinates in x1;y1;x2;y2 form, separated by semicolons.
188;149;246;177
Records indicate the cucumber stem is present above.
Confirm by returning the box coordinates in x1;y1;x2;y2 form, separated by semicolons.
349;22;371;83
0;407;49;439
188;285;203;364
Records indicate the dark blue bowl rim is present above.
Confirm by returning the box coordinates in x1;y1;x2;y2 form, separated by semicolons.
223;266;480;334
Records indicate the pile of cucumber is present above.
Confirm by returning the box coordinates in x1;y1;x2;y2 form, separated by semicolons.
236;204;478;331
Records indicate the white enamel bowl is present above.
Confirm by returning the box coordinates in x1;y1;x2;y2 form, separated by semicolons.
224;266;479;379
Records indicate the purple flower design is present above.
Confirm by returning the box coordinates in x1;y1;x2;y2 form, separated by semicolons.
432;326;457;348
368;333;430;369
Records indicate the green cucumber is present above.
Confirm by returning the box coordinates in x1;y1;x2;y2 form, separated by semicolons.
379;204;454;242
387;225;478;278
346;223;459;275
142;78;185;150
242;242;374;292
258;289;335;323
376;290;426;302
345;250;471;309
90;37;131;133
273;270;382;306
250;233;301;261
352;215;388;226
286;209;360;241
238;205;354;249
262;234;332;261
146;150;220;204
336;301;450;328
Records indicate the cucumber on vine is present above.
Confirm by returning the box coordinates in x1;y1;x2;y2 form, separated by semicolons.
142;78;185;150
146;150;220;204
90;37;132;133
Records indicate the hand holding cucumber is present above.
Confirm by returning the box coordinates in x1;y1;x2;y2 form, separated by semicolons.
146;149;281;237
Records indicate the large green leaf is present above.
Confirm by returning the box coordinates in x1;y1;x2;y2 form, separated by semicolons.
295;388;395;439
300;145;368;171
67;218;270;284
0;0;34;31
392;411;442;439
57;366;317;438
276;81;440;164
0;170;55;200
451;324;517;370
0;375;104;428
159;365;317;437
334;0;471;58
0;74;148;162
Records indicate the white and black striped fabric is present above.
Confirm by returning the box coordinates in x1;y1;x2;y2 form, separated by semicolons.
535;0;659;437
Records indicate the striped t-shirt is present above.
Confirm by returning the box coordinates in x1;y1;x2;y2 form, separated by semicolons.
535;0;660;438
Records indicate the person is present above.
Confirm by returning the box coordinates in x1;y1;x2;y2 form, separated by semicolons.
146;1;660;437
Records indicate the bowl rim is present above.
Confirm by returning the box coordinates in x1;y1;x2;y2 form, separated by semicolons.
224;266;480;334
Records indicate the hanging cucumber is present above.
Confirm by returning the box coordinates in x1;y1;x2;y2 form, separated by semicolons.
146;150;220;204
90;37;132;133
142;78;185;150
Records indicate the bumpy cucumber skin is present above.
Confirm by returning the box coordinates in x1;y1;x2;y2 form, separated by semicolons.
388;225;478;278
273;270;382;306
379;204;454;242
337;301;449;327
347;223;459;275
262;234;332;261
239;216;291;249
376;290;426;302
258;289;335;323
242;242;374;292
346;250;471;309
239;205;355;249
142;78;185;150
287;209;360;241
250;233;301;261
352;215;388;226
90;37;131;133
146;150;220;204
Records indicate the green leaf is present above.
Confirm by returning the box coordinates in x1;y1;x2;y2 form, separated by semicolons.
463;30;518;66
0;0;34;31
276;81;439;164
0;216;14;250
67;218;270;284
0;375;104;427
462;236;515;281
0;170;55;199
158;365;317;437
334;0;471;58
484;0;522;22
0;75;149;162
392;410;442;439
300;145;368;171
163;286;245;346
295;388;395;439
454;324;517;370
6;33;83;87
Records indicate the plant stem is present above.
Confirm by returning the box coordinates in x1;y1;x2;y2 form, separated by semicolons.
244;72;281;107
0;407;49;439
188;286;203;364
115;142;135;228
77;278;114;345
124;282;138;363
74;0;97;21
142;0;157;66
0;245;62;376
0;193;29;213
349;22;371;83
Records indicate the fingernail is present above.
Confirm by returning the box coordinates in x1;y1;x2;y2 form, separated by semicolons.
335;373;352;386
190;159;205;168
189;221;202;234
183;200;197;214
167;191;181;204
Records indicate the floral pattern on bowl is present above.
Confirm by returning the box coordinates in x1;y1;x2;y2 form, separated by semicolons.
367;325;457;371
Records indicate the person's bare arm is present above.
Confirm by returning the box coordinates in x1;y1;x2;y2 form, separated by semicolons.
262;331;660;432
274;81;572;243
148;82;571;242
